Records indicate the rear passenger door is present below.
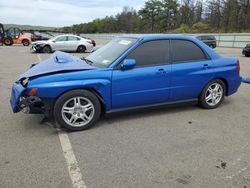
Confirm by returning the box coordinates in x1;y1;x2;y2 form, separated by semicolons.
67;36;80;51
170;39;214;101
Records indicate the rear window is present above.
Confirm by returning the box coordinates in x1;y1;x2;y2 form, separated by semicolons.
172;40;208;63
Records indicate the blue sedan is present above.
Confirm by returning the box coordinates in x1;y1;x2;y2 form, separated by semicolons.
10;34;242;131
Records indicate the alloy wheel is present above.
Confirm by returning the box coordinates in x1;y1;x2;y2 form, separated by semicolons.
205;83;223;106
61;97;95;127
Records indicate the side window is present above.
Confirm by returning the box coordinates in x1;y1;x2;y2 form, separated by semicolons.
126;40;170;67
68;36;80;41
55;36;67;42
172;40;207;63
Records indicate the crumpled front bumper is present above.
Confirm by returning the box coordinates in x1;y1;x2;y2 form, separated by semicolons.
10;83;41;113
30;45;43;53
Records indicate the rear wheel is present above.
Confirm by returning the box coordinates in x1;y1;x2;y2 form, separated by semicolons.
42;45;51;53
209;44;214;48
77;45;86;53
54;90;101;131
199;79;226;109
3;37;13;46
22;39;30;46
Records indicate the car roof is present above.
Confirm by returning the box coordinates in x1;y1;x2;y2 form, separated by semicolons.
119;34;196;40
56;34;82;38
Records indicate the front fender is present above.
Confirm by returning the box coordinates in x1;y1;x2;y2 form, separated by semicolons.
27;79;112;111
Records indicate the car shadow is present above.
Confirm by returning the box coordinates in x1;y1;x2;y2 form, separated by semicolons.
96;102;200;128
24;98;232;132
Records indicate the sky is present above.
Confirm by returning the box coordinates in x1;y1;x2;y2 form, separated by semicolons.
0;0;147;27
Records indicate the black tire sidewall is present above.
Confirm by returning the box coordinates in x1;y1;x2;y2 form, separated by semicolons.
4;38;13;46
42;46;51;53
199;79;226;109
77;45;86;53
22;39;30;46
54;89;101;131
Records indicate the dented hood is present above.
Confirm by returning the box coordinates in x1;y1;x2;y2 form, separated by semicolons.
18;51;96;80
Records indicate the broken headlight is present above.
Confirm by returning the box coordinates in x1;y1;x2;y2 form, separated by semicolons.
20;77;29;87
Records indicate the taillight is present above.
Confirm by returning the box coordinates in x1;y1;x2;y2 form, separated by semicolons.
237;59;240;72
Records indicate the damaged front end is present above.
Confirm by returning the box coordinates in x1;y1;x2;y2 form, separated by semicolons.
10;80;53;117
18;96;42;114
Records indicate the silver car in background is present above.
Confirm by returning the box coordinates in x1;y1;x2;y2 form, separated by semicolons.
31;34;96;53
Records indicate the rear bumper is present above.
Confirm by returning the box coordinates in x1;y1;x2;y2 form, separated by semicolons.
242;77;250;84
227;77;242;96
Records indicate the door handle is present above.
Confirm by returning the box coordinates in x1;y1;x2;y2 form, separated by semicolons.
156;68;168;74
203;64;209;68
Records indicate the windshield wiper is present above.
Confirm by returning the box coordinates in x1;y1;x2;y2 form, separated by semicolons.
81;57;94;65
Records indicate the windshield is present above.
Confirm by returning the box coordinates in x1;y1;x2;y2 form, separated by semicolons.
48;35;59;41
86;37;137;68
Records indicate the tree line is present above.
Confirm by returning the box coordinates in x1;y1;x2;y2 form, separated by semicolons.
62;0;250;33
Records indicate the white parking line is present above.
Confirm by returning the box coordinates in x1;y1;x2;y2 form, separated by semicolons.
37;52;86;188
37;54;42;62
57;129;87;188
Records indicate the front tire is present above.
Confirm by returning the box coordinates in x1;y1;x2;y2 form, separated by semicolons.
199;79;226;109
3;37;13;46
42;45;52;53
54;90;101;131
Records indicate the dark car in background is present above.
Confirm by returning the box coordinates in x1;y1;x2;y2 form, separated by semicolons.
196;35;217;48
242;44;250;57
31;31;54;42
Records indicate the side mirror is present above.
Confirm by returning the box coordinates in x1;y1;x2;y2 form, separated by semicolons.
121;59;136;70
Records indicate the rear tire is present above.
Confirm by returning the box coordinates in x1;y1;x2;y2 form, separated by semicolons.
209;44;214;48
3;37;13;46
54;90;101;131
42;45;52;53
199;79;226;109
77;45;86;53
22;39;30;46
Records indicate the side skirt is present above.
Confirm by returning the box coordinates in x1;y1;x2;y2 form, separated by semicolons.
106;98;198;114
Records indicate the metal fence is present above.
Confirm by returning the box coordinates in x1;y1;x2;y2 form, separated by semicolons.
81;33;250;48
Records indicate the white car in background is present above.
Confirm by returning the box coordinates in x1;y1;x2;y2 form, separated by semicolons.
31;34;96;53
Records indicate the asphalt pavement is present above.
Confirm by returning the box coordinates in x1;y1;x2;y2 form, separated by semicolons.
0;43;250;188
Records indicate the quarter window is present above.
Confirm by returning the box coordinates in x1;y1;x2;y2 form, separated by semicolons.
172;40;207;63
126;40;170;67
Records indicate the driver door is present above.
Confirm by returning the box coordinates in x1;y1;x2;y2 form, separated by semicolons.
111;40;171;110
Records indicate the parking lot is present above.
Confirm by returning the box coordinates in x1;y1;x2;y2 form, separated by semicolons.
0;42;250;188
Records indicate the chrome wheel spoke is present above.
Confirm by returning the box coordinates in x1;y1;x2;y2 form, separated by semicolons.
69;115;78;124
80;114;90;122
208;87;213;93
214;84;220;92
205;83;223;106
206;94;212;101
61;96;95;127
83;103;93;111
74;97;81;106
62;107;74;114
